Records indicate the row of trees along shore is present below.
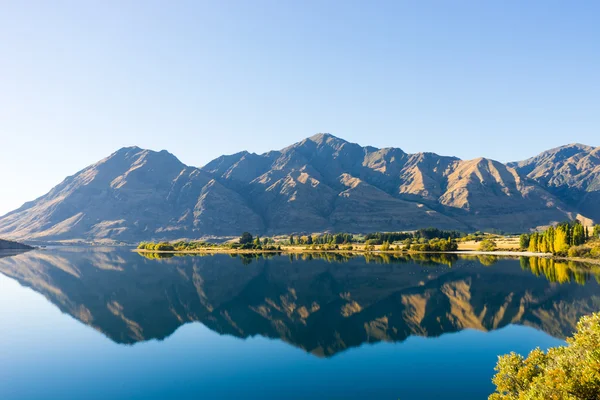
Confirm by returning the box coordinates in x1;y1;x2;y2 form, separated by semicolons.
261;229;462;251
138;224;599;255
228;231;461;251
520;222;600;257
138;228;468;252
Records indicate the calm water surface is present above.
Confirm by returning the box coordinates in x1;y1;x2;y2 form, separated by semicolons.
1;248;599;399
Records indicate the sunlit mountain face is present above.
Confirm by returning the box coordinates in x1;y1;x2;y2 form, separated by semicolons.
2;136;598;243
0;248;599;357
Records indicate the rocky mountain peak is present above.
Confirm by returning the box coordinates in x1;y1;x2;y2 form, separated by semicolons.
0;136;597;242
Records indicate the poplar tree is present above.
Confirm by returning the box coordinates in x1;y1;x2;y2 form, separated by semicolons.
528;233;539;252
554;225;570;255
566;224;573;247
539;235;548;253
573;224;585;246
585;226;589;241
546;226;555;253
519;234;530;250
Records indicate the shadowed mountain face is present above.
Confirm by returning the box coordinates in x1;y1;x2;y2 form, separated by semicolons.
0;135;598;242
0;248;598;357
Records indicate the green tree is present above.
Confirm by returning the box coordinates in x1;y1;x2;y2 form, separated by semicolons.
479;239;497;252
545;226;555;253
573;223;585;246
528;232;539;252
239;232;253;245
307;235;313;245
594;225;600;238
289;235;295;245
489;312;600;400
554;225;570;255
519;234;530;250
154;242;175;251
443;238;458;251
585;226;589;241
539;233;548;253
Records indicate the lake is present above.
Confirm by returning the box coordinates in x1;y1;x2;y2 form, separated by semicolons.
0;248;599;399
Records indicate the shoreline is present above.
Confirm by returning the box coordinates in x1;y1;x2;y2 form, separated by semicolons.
134;248;548;256
133;248;600;266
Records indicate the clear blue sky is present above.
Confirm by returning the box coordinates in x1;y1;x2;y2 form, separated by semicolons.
1;0;599;215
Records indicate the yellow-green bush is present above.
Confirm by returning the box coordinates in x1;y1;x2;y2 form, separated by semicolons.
489;312;600;399
568;245;591;258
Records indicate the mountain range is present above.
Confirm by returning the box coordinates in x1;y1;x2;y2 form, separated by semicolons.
1;134;598;242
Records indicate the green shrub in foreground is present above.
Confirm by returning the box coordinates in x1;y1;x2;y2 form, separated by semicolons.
489;312;600;399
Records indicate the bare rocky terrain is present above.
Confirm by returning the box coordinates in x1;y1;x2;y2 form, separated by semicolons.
0;134;597;242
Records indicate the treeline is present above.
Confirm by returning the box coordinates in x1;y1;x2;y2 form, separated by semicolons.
364;232;411;244
138;242;176;251
138;241;222;251
288;228;466;246
138;237;280;252
236;232;281;250
520;222;600;257
408;237;458;252
137;228;467;254
289;233;354;245
364;228;464;245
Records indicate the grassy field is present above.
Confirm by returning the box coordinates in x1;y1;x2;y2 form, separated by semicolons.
457;237;521;251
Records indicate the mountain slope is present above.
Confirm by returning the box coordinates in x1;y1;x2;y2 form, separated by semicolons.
0;239;33;250
0;147;262;241
509;144;600;221
0;135;596;242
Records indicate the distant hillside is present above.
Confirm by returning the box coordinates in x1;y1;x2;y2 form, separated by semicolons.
509;143;600;222
0;134;597;242
0;239;33;250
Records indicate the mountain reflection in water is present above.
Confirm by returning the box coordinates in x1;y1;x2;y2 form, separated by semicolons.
0;248;598;357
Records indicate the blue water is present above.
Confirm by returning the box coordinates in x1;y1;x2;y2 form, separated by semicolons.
0;248;597;399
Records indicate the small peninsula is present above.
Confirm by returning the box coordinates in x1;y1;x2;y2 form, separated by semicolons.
0;239;33;251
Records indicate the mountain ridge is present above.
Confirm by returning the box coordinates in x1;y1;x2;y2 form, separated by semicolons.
1;134;597;242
